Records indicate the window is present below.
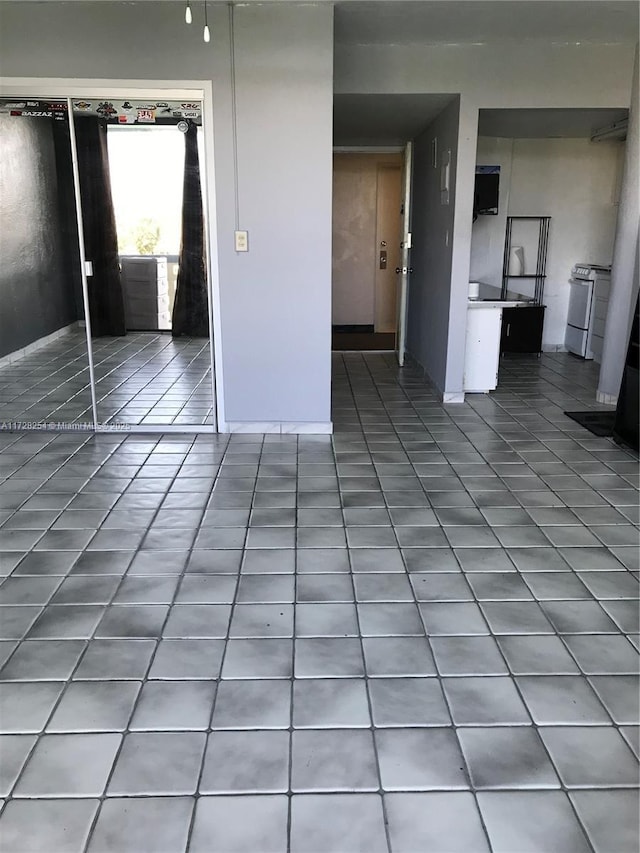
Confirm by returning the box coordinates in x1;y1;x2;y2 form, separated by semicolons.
107;126;185;256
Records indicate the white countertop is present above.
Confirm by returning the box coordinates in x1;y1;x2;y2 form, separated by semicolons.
468;282;535;309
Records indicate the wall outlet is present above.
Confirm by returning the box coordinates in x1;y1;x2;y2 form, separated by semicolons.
234;230;249;252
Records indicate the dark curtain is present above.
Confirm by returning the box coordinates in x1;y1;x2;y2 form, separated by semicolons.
172;121;208;337
51;119;84;323
74;117;125;336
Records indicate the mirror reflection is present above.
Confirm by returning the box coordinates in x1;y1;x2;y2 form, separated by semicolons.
0;99;93;429
71;97;214;429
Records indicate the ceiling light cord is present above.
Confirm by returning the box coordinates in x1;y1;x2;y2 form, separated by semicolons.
204;0;211;42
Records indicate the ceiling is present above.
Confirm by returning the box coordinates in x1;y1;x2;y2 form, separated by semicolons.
334;1;639;45
479;108;630;138
8;0;638;47
334;93;455;145
334;98;630;145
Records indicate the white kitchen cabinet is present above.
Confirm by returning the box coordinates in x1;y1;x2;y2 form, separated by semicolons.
464;305;503;392
464;283;533;393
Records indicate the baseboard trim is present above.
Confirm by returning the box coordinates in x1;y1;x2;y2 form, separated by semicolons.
223;421;333;435
404;352;465;404
96;423;215;434
0;323;79;370
596;391;618;406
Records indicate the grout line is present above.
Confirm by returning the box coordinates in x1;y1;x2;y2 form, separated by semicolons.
80;432;228;851
182;433;262;852
1;433;149;808
360;351;495;853
338;352;394;853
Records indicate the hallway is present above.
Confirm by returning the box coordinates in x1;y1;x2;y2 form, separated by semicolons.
0;353;637;852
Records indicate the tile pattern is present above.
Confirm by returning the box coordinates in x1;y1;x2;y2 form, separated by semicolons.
0;331;213;426
0;351;638;852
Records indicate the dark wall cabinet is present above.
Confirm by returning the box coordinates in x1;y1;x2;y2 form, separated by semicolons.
501;305;546;355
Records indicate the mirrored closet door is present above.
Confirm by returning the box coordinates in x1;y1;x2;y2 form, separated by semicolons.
69;96;215;431
0;98;94;429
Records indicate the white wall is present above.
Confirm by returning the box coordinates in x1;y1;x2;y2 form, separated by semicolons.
0;1;334;429
471;136;622;348
446;97;478;398
599;45;640;403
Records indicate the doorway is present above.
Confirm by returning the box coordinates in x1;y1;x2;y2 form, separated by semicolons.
332;152;403;351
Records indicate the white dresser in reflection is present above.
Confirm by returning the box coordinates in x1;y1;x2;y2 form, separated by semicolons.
120;256;171;331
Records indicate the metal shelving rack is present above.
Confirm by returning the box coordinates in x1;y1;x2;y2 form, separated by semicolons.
501;216;551;304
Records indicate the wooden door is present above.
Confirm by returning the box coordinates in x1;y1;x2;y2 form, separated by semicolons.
332;155;377;328
375;165;403;333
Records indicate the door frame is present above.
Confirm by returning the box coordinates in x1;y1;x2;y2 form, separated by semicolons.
332;143;404;354
397;140;414;367
0;76;224;433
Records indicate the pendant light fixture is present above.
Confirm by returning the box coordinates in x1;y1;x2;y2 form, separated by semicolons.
203;0;211;42
185;1;192;24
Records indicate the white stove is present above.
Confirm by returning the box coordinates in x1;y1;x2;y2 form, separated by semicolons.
565;263;612;361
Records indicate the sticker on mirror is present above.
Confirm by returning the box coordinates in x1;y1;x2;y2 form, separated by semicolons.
136;109;156;123
97;102;117;118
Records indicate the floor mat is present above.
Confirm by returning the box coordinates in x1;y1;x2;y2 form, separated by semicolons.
332;332;395;351
564;409;616;436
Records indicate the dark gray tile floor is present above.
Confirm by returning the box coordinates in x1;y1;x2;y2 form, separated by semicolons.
0;351;638;852
0;331;213;427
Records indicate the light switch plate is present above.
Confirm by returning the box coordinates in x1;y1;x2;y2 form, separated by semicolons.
84;261;93;277
234;230;249;252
